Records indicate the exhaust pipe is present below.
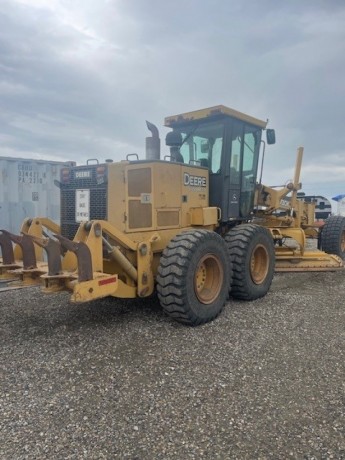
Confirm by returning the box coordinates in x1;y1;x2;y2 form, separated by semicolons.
145;121;160;160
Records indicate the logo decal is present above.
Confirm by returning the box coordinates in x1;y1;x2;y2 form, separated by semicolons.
183;173;207;188
75;170;91;179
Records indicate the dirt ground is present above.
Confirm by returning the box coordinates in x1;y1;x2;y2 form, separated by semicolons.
1;270;345;459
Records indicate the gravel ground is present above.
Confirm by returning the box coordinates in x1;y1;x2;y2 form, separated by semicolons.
1;270;345;459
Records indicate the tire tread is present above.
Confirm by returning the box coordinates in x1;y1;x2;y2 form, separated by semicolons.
157;230;230;326
225;224;275;300
321;216;345;259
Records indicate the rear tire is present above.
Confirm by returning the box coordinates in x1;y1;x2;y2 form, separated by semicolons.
320;216;345;260
225;224;275;300
156;230;230;326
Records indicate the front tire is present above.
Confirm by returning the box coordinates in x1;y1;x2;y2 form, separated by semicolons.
225;224;275;300
156;230;230;326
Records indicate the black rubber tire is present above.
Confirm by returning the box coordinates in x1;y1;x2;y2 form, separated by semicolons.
156;230;230;326
320;215;345;260
225;224;275;300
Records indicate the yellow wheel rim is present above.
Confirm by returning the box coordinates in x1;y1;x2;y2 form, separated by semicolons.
194;254;224;304
250;244;269;285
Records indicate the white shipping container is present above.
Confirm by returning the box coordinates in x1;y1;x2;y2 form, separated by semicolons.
0;156;74;235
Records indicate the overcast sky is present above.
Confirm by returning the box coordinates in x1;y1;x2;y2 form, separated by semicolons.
1;0;345;203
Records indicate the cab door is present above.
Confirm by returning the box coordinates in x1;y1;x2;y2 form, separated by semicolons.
227;122;262;219
226;121;242;218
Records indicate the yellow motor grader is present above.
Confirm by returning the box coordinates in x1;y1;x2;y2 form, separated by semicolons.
1;105;344;325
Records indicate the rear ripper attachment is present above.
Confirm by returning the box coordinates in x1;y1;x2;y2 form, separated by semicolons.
0;217;60;284
36;220;159;303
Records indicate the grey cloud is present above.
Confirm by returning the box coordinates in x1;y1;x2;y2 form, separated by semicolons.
1;0;345;200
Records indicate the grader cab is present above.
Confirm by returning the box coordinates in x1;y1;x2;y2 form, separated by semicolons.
1;105;344;325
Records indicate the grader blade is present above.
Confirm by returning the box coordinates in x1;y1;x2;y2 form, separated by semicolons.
275;248;344;272
54;234;93;282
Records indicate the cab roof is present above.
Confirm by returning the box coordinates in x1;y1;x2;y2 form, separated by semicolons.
164;104;267;129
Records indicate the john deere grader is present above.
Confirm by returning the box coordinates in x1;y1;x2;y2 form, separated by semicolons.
1;105;344;325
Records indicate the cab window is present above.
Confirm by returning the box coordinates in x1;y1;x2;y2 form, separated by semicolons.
242;126;261;189
178;121;224;174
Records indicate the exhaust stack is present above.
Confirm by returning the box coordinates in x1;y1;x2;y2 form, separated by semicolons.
145;121;160;160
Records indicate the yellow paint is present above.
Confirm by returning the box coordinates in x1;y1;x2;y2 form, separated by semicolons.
164;105;267;129
190;207;218;226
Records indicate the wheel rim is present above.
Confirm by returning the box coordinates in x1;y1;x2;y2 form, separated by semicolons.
194;254;224;304
250;244;269;285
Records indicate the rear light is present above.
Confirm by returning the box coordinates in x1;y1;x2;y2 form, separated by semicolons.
96;165;107;185
61;168;71;184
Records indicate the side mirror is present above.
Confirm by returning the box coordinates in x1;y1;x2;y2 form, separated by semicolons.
266;129;276;145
